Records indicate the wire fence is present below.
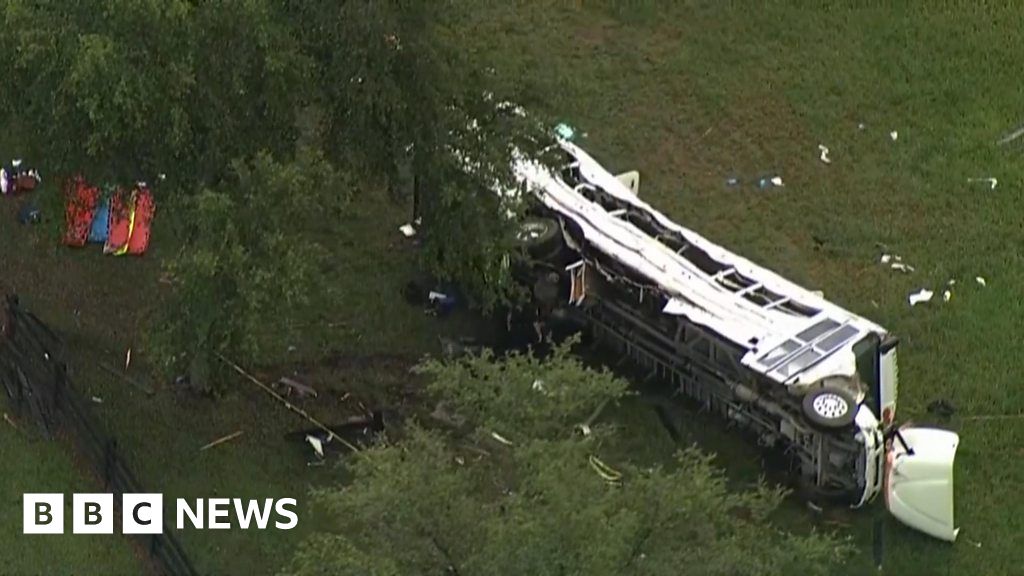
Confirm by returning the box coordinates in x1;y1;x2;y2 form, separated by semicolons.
0;294;198;576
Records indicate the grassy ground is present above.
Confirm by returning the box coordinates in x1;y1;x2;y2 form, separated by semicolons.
0;429;142;575
456;2;1024;574
4;3;1024;575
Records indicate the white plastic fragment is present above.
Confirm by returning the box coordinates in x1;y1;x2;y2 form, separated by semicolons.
770;176;784;187
967;177;997;190
908;289;934;306
531;379;545;392
880;254;893;264
942;290;952;303
891;262;915;273
890;130;899;141
976;276;987;287
818;144;831;164
398;223;417;237
576;423;592;437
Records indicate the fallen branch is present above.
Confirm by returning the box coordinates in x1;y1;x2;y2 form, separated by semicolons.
217;353;360;453
200;430;244;451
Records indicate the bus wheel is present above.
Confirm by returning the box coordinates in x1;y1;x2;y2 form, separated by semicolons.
802;386;857;430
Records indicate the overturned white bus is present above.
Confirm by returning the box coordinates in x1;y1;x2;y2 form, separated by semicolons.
506;136;960;542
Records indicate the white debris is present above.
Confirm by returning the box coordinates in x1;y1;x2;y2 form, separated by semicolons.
91;396;103;404
948;278;956;286
818;144;831;164
531;379;545;392
811;290;824;298
858;123;866;131
967;177;998;190
942;290;952;303
880;254;914;272
576;423;592;437
976;276;987;287
890;130;899;141
908;289;934;306
770;176;784;187
490;431;514;446
398;223;417;237
305;434;325;459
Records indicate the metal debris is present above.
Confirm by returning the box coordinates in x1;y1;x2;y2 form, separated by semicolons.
908;289;934;306
967;177;997;190
818;144;831;164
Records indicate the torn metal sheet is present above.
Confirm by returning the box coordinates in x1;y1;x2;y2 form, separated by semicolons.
908;289;934;306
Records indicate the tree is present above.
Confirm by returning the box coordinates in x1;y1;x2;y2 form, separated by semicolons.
293;0;556;312
145;146;349;392
281;342;852;576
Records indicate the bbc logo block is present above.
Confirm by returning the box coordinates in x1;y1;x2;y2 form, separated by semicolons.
23;493;298;534
24;493;163;535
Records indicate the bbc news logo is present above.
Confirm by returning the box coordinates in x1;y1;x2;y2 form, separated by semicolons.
23;494;298;534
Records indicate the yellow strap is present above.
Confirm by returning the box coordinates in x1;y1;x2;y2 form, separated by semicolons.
113;191;137;256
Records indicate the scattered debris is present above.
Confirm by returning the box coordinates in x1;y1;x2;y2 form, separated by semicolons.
942;290;952;303
275;376;318;399
976;276;987;287
757;176;784;189
124;348;132;371
908;289;934;306
879;254;914;273
967;177;997;190
398;223;416;237
997;124;1024;146
490;431;514;446
531;379;545;392
305;434;325;458
200;430;244;451
725;177;740;187
17;202;40;225
218;353;360;453
575;423;592;437
4;412;19;431
857;122;866;131
818;144;831;164
554;123;577;141
0;159;41;195
588;454;622;483
91;396;103;404
807;501;824;514
890;130;899;142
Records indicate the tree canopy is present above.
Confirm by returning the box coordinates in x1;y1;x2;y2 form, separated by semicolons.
281;342;852;576
0;0;553;381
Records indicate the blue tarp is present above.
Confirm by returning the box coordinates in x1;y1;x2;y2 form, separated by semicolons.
87;196;110;243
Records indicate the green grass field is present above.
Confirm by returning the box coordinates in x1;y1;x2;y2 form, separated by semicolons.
3;3;1024;574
